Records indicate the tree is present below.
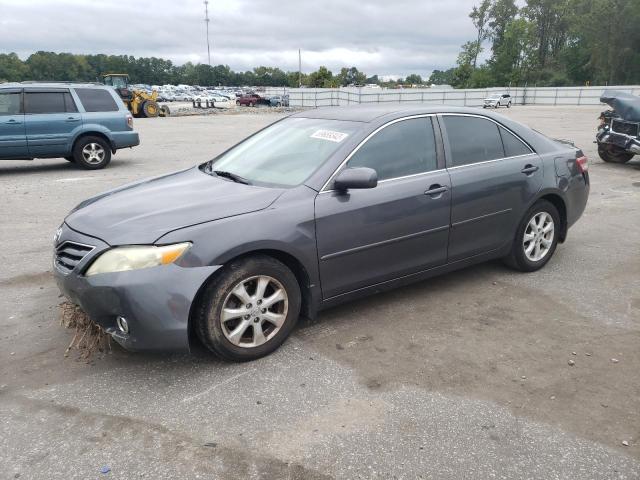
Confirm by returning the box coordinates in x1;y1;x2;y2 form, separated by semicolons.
470;0;492;68
487;0;519;55
404;74;423;85
0;53;28;82
306;66;337;88
428;69;456;85
336;67;367;86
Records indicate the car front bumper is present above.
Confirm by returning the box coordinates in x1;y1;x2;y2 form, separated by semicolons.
53;224;220;352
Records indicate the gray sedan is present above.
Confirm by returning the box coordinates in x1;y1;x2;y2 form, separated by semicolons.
53;105;589;361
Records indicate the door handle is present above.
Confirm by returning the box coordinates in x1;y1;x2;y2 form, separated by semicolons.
5;119;22;125
424;184;448;197
521;164;539;175
65;117;80;122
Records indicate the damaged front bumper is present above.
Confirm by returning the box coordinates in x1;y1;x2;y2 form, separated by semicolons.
53;223;221;352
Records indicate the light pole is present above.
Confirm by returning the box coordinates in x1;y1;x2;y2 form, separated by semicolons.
204;0;211;66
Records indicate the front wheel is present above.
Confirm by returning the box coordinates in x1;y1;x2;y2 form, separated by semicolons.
507;102;511;108
504;200;560;272
195;255;301;362
597;144;634;163
72;136;111;170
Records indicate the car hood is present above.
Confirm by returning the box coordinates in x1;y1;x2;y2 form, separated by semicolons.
65;167;284;245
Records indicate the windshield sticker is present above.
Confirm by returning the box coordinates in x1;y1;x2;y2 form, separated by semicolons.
310;130;349;143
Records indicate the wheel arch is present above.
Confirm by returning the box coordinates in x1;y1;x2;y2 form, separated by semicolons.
534;192;568;242
71;130;116;153
187;248;316;350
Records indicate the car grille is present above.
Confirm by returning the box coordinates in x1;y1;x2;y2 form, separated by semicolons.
611;119;639;137
55;241;94;274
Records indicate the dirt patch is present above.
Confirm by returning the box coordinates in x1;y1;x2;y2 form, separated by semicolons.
0;271;52;288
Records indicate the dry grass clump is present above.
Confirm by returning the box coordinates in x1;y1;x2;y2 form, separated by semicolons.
59;301;111;359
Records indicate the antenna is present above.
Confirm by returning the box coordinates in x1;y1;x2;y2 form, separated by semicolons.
204;0;211;66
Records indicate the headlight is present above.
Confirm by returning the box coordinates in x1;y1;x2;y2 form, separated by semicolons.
85;242;191;276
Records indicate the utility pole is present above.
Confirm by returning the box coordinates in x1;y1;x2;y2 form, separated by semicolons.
298;49;302;87
204;0;211;66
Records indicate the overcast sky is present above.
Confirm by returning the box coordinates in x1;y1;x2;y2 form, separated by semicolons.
0;0;481;78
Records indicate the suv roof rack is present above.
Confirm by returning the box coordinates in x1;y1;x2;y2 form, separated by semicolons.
19;81;103;85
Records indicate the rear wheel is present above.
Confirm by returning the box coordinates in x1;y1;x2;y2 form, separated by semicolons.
141;100;159;118
159;105;170;117
597;144;634;163
236;100;241;106
72;136;111;170
507;102;511;108
195;255;301;362
504;200;560;272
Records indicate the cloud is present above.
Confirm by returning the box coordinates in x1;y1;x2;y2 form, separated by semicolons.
0;0;479;77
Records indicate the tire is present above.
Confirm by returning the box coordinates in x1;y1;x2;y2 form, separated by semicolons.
236;100;241;106
507;102;511;108
72;136;111;170
504;200;560;272
159;105;171;117
195;255;301;362
64;156;75;162
141;100;159;118
597;144;634;164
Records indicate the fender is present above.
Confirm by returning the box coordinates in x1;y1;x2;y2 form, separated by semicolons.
68;124;116;152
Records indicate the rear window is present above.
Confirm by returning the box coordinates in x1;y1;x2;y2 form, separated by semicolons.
74;88;119;112
24;92;76;114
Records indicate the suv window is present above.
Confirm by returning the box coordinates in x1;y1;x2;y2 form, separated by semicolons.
347;117;438;181
443;115;504;167
74;88;119;112
24;92;76;114
0;92;21;115
499;127;531;157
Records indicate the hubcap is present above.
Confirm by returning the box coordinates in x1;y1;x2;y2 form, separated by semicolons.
220;275;288;348
81;143;105;164
523;212;554;262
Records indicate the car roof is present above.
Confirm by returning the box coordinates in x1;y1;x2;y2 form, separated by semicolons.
1;82;107;89
291;104;503;123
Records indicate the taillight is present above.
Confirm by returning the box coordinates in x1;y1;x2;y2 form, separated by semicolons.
126;114;133;129
576;155;588;173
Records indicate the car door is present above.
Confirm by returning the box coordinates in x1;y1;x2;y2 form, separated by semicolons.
441;114;542;262
0;89;27;159
315;116;451;299
24;88;80;157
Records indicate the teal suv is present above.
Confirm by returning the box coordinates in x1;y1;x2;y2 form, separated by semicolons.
0;82;139;169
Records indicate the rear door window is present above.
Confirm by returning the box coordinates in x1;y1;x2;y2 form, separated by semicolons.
499;127;532;157
74;88;119;112
0;91;21;115
347;117;438;181
24;92;68;114
443;115;504;167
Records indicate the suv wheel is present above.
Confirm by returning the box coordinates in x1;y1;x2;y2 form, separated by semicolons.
73;136;111;170
195;255;301;362
504;200;560;272
507;102;511;108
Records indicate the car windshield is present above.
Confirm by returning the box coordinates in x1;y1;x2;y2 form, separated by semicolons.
488;94;501;99
204;117;361;187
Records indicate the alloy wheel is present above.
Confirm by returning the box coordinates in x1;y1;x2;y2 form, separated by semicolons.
523;212;554;262
220;275;288;348
81;143;105;164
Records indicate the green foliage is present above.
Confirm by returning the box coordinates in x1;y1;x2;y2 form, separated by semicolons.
0;52;374;88
404;74;424;85
442;0;640;87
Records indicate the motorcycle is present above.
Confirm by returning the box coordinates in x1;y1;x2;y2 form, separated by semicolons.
596;90;640;164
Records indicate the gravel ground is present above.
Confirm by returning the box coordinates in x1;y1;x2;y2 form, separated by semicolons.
0;106;639;479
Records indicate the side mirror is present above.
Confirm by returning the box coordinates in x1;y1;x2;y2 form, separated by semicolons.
333;167;378;191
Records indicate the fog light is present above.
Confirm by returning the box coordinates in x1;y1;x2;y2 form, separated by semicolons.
116;316;129;334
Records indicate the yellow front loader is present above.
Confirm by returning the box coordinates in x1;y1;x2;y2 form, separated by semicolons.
101;74;169;118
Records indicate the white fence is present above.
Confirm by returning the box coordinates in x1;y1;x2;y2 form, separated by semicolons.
262;85;640;108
